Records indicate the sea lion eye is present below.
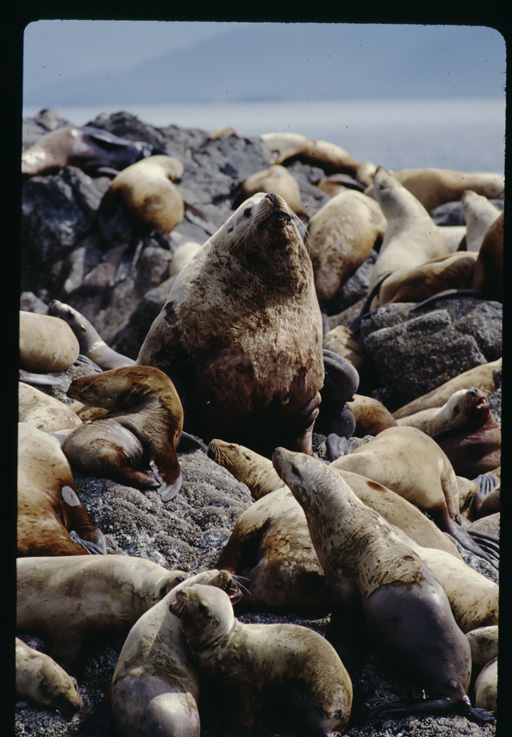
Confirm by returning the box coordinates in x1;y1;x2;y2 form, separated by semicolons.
227;225;234;232
243;207;252;217
199;603;209;615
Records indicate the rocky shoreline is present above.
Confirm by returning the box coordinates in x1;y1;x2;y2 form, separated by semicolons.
16;108;501;737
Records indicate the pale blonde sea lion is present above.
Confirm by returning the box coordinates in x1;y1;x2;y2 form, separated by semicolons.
137;192;324;457
15;638;82;717
261;131;360;174
474;658;498;713
16;555;187;674
471;209;503;301
231;164;308;218
368;167;450;298
17;422;106;557
169;239;203;277
396;387;489;436
18;382;82;432
436;225;467;252
365;168;505;212
346;393;397;436
461;190;502;252
392;358;502;419
110;569;242;737
19;311;80;374
62;366;184;501
322;325;369;378
306;189;387;305
466;626;499;666
170;583;353;736
273;449;493;723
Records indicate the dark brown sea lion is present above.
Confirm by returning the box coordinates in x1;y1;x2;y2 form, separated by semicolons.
136;192;325;457
62;366;184;501
273;448;494;724
170;583;353;736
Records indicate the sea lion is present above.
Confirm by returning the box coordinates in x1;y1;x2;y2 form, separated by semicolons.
230;164;308;219
15;638;82;717
396;387;489;436
18;382;82;432
368;167;450;298
261;131;360;175
62;366;184;501
436;225;467;252
322;325;369;380
346;393;397;436
474;658;498;713
466;626;499;666
467;512;500;539
47;299;135;369
461;190;502;252
16;555;187;674
314;173;365;197
364;167;505;212
169;239;203;277
306;189;387;305
17;422;106;557
330;425;497;565
432;408;501;480
136;192;324;457
471;209;503;301
273;448;493;723
110;569;242;737
21;124;163;177
19;310;80;374
392;358;502;419
170;583;353;736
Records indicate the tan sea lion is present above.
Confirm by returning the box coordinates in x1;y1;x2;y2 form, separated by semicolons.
365;168;505;211
273;448;493;723
169;239;203;277
471;209;503;301
322;325;369;379
17;422;106;557
368;167;450;298
461;190;502;252
392;358;502;419
474;658;498;713
315;173;366;198
306;189;387;305
346;393;397;436
467;513;500;539
137;192;324;457
62;366;184;501
16;555;187;674
330;425;497;565
230;164;308;219
261;131;360;174
47;300;135;369
19;310;80;374
170;583;353;736
436;225;467;252
110;569;242;737
15;638;82;717
396;387;489;436
466;626;499;666
18;382;82;432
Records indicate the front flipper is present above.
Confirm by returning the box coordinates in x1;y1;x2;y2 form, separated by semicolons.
150;459;183;502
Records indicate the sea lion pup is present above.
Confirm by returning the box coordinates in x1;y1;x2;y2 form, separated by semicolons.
62;366;184;502
16;555;188;675
329;425;497;566
367;167;450;299
47;299;135;370
306;189;387;306
396;387;489;436
230;164;308;219
110;569;242;737
461;189;502;252
137;192;324;457
18;382;82;432
272;448;493;724
392;357;502;419
21;124;162;177
15;638;82;717
364;167;505;212
19;310;80;374
261;130;360;175
17;422;106;557
170;583;353;737
345;394;397;436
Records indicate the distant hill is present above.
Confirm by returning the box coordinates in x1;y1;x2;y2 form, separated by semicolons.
23;22;506;106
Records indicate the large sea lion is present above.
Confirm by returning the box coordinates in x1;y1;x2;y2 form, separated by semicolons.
110;569;242;737
364;167;504;212
21;124;164;177
47;300;135;370
306;189;387;305
19;311;80;374
16;555;187;675
62;366;184;501
17;422;106;557
136;192;325;456
368;167;450;298
15;638;82;717
261;131;360;175
273;448;493;723
170;583;353;736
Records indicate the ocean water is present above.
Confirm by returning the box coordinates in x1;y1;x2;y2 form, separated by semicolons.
23;97;506;174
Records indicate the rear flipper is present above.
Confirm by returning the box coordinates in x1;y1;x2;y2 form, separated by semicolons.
445;518;499;568
466;529;500;558
364;692;495;724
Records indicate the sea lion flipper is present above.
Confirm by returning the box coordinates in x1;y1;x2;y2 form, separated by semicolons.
69;530;107;556
150;460;183;502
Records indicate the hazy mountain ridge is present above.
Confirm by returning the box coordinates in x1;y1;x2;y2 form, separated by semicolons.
24;22;506;105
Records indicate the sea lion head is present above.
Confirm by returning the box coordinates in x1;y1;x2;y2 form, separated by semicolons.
443;387;490;428
169;583;235;650
171;568;243;605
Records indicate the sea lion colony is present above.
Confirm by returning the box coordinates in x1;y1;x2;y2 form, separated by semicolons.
16;111;502;737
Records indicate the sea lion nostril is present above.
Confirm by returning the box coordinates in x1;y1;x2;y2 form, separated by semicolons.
266;193;277;204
